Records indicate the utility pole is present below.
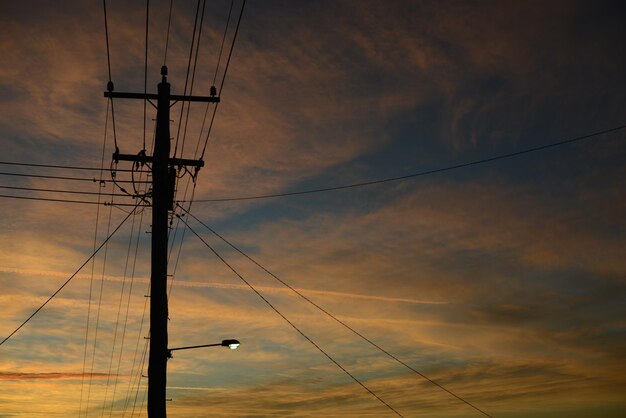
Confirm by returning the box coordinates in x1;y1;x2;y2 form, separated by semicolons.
104;65;219;417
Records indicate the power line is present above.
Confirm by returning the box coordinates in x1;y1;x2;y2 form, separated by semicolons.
109;208;146;417
178;215;404;418
121;187;152;418
102;206;141;415
178;0;207;158
168;0;241;301
102;0;120;154
109;95;120;155
0;205;138;347
217;0;246;101
0;193;142;206
80;99;111;418
143;0;150;152
103;0;119;153
120;128;154;418
179;205;493;417
172;0;202;158
86;191;116;416
132;340;149;417
163;0;174;66
189;123;626;203
0;184;146;198
212;0;234;87
199;0;246;159
189;0;233;160
0;160;138;172
0;171;149;183
103;0;113;82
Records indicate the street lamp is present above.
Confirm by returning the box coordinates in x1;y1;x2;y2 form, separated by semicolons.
167;339;240;358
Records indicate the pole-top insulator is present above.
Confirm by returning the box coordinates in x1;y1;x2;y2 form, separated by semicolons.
161;66;168;76
107;80;114;92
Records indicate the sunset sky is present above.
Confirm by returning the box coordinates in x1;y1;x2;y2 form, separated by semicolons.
1;0;625;417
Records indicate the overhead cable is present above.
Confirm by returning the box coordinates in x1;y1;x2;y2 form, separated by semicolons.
163;0;174;66
0;205;139;347
190;123;626;203
177;215;404;418
0;171;149;183
0;184;146;198
199;0;246;159
0;194;142;206
177;0;207;158
212;0;234;86
102;0;119;152
80;88;111;418
103;0;113;82
0;161;137;172
143;0;150;152
179;205;493;417
173;0;202;158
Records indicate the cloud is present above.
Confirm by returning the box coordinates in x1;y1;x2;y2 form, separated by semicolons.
1;1;625;417
0;265;447;306
0;371;123;381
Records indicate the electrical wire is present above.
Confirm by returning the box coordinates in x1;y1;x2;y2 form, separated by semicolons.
110;120;152;418
108;164;148;417
137;364;149;417
179;205;493;417
123;290;149;417
189;0;233;160
217;0;246;97
190;123;626;203
0;171;149;183
101;209;141;416
0;161;138;172
177;0;207;159
143;0;149;152
178;215;404;418
121;90;159;418
199;0;246;159
109;97;120;155
0;184;145;198
122;106;158;418
103;0;119;153
167;0;246;299
163;0;174;66
120;235;150;417
0;205;138;347
86;187;117;415
167;0;227;299
0;194;142;206
80;99;111;418
212;0;234;87
111;209;145;417
103;0;112;83
172;0;202;158
130;338;150;417
167;186;197;296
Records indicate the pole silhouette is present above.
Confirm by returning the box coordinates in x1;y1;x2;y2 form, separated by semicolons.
148;65;171;418
105;65;218;417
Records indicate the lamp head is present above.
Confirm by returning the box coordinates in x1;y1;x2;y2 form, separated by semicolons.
221;339;240;350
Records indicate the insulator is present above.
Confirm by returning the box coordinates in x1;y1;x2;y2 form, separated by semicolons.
210;85;217;97
107;80;114;91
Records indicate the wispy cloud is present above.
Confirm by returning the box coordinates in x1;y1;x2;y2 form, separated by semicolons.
0;371;124;381
1;1;625;417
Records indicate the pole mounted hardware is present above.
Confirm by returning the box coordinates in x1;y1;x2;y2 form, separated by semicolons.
167;339;241;359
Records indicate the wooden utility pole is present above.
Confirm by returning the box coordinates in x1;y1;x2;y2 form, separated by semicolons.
104;65;219;417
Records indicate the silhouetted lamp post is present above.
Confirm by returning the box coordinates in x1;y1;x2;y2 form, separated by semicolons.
167;339;240;359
